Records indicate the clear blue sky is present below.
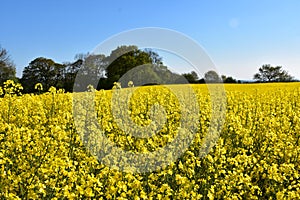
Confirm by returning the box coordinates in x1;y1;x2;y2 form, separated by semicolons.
1;0;300;80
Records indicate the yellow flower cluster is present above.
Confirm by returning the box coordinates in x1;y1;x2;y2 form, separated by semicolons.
34;83;43;93
0;81;299;199
2;80;23;96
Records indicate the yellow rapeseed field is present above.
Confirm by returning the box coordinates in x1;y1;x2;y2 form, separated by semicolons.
0;80;299;199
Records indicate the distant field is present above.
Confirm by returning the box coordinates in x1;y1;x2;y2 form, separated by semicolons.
0;83;299;199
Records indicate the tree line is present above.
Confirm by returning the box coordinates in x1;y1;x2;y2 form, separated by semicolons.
0;45;297;93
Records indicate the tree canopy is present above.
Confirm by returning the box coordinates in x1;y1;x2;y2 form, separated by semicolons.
0;46;16;85
182;71;199;83
20;46;183;92
102;45;164;89
21;57;65;93
221;75;237;83
0;44;294;94
253;64;294;82
204;70;222;83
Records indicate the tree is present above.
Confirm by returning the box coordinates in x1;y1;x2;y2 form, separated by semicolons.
21;57;65;93
0;46;16;85
253;64;294;82
117;64;162;87
74;53;107;91
182;71;199;83
63;59;83;92
221;75;237;83
204;70;221;83
221;75;226;82
103;45;163;89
